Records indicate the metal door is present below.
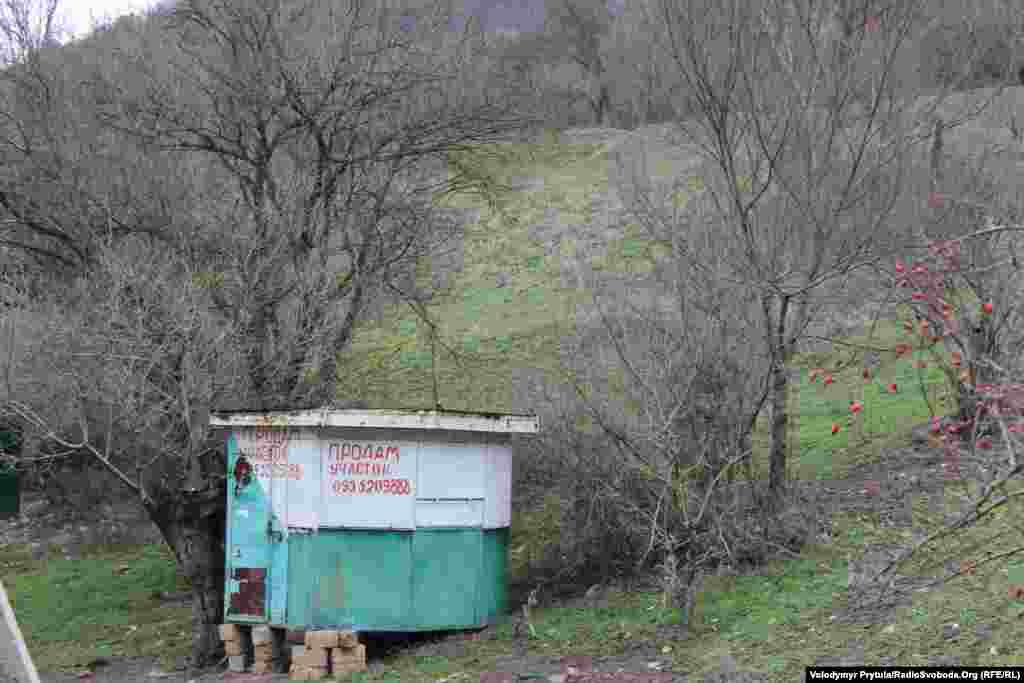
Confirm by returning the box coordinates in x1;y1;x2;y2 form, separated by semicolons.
224;429;272;622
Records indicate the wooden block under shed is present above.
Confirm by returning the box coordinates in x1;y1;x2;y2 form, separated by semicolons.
219;623;242;641
329;659;366;675
296;648;329;668
251;661;273;674
253;643;274;662
290;666;328;681
337;630;359;649
305;629;340;649
331;643;366;667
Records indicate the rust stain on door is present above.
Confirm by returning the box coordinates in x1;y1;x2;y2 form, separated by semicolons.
228;567;266;617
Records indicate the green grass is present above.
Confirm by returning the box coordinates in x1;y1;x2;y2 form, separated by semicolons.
784;347;952;481
337;134;647;411
2;542;192;670
9;132;1024;679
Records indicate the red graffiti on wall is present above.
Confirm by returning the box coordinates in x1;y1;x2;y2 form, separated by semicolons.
328;461;392;476
254;462;303;480
326;442;411;496
327;442;399;463
332;478;411;496
252;423;290;464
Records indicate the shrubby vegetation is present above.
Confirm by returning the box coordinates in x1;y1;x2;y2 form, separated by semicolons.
0;0;1023;669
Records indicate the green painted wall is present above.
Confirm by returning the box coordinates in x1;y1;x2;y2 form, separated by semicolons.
284;528;508;631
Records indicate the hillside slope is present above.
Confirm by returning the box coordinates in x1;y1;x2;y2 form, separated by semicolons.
339;85;1024;414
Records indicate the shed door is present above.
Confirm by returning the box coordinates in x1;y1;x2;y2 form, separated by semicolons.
224;430;274;621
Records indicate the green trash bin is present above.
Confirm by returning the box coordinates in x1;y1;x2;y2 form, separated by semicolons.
0;463;18;520
0;428;20;519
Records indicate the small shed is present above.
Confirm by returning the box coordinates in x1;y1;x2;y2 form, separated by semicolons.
208;407;539;633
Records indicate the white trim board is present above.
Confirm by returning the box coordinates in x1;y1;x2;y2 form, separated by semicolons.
210;409;540;434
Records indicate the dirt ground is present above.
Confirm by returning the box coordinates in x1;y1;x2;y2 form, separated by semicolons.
2;418;987;682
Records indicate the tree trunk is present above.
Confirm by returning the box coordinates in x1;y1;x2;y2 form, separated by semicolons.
766;295;791;503
767;359;790;500
148;489;227;668
593;82;611;127
959;317;998;426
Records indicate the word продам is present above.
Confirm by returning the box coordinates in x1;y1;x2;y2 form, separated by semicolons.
327;442;400;463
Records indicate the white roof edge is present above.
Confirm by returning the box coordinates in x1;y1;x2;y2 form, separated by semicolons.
209;409;540;434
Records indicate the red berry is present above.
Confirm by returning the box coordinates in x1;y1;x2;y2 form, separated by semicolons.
888;383;898;393
831;423;840;435
982;302;993;314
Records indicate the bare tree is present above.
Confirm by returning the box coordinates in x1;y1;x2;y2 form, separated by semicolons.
0;0;535;666
550;192;797;626
493;0;622;128
0;0;62;61
620;0;1014;504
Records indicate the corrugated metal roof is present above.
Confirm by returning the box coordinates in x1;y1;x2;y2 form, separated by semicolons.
209;407;539;434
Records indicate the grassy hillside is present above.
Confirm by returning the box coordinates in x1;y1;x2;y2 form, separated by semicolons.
9;308;1024;677
6;115;1024;677
337;125;725;413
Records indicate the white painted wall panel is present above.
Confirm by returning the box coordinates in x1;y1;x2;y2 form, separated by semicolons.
228;424;514;531
417;443;485;499
320;437;418;529
231;427;320;529
415;499;484;527
484;443;512;529
284;431;321;529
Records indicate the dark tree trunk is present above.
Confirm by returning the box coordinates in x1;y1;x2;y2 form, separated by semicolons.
767;359;790;499
592;82;611;127
147;487;227;668
766;295;792;504
959;317;998;426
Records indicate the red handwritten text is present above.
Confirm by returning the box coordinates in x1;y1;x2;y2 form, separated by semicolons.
327;443;400;463
332;478;411;495
328;462;392;476
253;424;290;463
255;463;303;480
